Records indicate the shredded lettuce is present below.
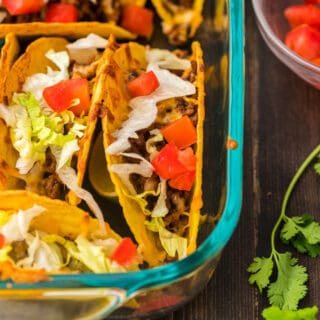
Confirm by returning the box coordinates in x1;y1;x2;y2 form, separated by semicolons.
150;179;169;218
4;93;83;174
45;234;125;273
17;232;64;271
22;49;70;101
109;153;154;195
0;205;46;244
146;49;191;70
145;217;187;259
106;50;195;155
67;33;108;64
57;166;107;235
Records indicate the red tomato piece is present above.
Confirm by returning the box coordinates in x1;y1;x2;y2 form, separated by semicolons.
284;5;320;29
285;25;320;61
2;0;44;15
178;147;197;171
0;234;5;249
169;170;195;191
43;79;91;116
151;142;188;180
121;4;154;36
127;71;160;98
304;0;320;4
44;3;78;23
161;116;197;148
311;57;320;65
110;238;138;268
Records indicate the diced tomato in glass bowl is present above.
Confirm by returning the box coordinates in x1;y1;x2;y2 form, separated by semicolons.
252;0;320;89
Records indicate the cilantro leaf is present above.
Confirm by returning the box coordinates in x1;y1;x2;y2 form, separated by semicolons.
314;160;320;176
267;252;308;310
291;234;320;258
247;256;273;293
281;215;320;245
262;306;318;320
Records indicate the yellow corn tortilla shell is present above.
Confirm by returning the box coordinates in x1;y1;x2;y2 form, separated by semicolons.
0;36;102;205
97;37;204;267
0;34;23;191
0;22;136;41
151;0;204;44
0;190;121;241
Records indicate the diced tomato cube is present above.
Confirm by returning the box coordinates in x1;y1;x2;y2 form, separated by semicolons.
161;116;197;148
44;3;78;23
304;0;320;4
110;238;138;268
127;71;160;98
169;170;195;191
284;5;320;29
178;147;197;171
43;79;91;116
0;234;5;249
121;4;154;37
285;25;320;61
2;0;44;15
151;142;188;180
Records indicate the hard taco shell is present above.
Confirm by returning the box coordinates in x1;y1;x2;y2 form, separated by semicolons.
96;37;204;266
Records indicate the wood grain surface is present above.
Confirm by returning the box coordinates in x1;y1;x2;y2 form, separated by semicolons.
156;1;320;319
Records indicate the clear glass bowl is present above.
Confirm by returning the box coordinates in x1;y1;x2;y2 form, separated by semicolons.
252;0;320;89
0;0;244;319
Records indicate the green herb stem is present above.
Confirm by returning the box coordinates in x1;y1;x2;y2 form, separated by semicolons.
270;145;320;253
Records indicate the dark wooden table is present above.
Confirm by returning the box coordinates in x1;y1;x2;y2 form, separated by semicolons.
158;1;320;319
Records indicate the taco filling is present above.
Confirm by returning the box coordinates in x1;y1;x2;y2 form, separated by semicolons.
0;191;140;283
0;1;153;37
0;34;108;229
100;39;204;266
151;0;204;44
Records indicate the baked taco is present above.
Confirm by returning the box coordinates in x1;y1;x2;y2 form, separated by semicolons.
0;1;153;40
97;37;204;267
0;33;109;222
0;190;140;283
151;0;205;45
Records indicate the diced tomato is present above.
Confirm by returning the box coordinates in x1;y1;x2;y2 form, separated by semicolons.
43;79;91;116
311;57;320;65
110;238;138;268
2;0;44;15
127;71;160;98
285;25;320;61
161;116;197;148
0;234;5;249
121;4;154;36
169;170;195;191
284;5;320;29
304;0;320;4
44;3;78;23
178;147;197;171
151;142;188;180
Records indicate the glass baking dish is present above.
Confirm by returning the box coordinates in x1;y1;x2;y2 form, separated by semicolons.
0;0;244;319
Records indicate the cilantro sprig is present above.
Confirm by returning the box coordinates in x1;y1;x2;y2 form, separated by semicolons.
248;145;320;317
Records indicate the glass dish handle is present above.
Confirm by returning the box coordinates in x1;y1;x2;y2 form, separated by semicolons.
0;287;127;320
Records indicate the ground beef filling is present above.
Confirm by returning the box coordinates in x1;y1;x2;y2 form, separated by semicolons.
1;0;122;23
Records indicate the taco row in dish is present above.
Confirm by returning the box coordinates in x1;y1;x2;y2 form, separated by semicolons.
0;0;152;39
96;36;204;267
0;32;205;271
0;0;204;45
0;190;140;283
